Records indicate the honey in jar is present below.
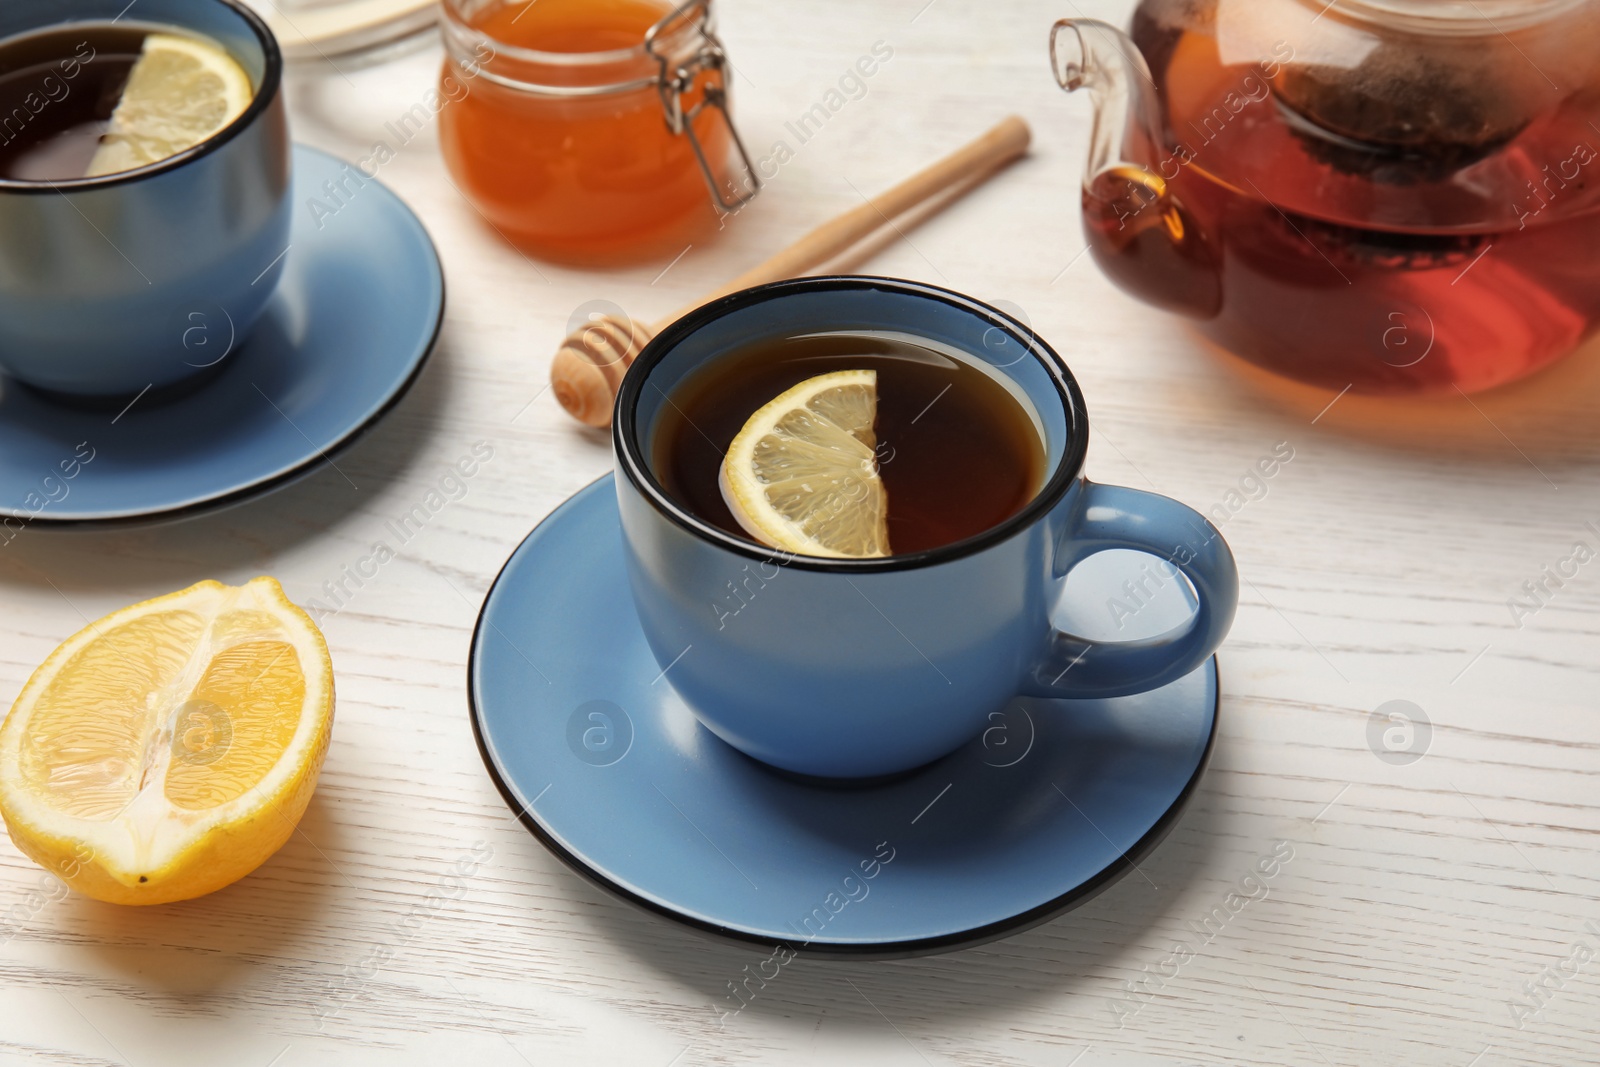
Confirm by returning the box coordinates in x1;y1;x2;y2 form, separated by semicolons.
439;0;756;264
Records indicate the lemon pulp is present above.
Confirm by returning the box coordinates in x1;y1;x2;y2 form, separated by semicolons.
0;578;333;904
719;369;891;559
86;33;253;178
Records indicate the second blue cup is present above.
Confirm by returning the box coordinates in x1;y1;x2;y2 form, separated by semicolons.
614;276;1240;779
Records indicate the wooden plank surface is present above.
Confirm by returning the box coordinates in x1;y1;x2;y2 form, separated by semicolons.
2;1;1598;1064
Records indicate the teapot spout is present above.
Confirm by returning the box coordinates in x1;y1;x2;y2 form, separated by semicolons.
1051;18;1222;319
1050;19;1165;187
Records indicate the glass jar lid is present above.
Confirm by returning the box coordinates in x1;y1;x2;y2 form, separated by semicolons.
440;0;761;213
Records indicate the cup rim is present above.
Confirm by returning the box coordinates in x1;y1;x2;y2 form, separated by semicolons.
613;275;1091;574
0;0;281;196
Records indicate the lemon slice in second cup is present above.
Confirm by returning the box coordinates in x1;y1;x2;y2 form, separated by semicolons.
86;33;253;178
719;369;891;558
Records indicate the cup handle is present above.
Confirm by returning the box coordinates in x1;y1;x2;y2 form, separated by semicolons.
1023;481;1239;699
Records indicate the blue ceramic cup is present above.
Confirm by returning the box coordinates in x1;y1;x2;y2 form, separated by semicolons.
615;277;1240;779
0;0;289;398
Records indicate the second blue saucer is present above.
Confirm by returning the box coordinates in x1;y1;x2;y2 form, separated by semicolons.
0;144;443;526
470;475;1219;957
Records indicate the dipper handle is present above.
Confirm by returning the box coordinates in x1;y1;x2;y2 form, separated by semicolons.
551;115;1033;428
655;114;1032;327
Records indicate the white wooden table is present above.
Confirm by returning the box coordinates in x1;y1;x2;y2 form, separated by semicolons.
4;1;1600;1064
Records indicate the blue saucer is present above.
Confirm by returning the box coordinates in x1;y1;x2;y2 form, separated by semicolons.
0;144;442;526
470;475;1219;957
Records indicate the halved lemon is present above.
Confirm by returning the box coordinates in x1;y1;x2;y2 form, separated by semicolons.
86;33;254;178
0;578;334;905
719;369;890;558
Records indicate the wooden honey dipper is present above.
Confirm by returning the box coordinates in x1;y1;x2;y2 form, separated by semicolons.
551;115;1033;427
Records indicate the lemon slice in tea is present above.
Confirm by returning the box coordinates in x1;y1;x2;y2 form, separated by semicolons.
0;578;334;904
86;33;253;178
719;369;890;558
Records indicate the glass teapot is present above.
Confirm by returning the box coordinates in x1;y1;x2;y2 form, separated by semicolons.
1051;1;1600;395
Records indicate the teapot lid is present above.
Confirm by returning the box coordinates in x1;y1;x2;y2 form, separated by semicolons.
1335;0;1587;35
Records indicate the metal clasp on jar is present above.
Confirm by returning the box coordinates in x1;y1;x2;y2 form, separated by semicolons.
645;0;761;214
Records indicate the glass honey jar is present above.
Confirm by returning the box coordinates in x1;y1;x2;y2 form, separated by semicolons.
439;0;758;264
